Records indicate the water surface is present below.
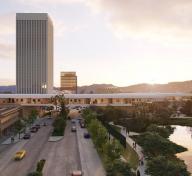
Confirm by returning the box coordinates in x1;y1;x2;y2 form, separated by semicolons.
169;126;192;174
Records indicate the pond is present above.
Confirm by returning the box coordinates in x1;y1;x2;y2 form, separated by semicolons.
169;125;192;174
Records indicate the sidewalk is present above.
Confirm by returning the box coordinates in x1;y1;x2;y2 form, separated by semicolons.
120;128;148;176
1;117;46;145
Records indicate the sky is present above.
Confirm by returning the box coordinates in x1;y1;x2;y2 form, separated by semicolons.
0;0;192;87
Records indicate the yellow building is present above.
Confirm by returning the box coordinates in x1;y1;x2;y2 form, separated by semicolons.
60;72;77;93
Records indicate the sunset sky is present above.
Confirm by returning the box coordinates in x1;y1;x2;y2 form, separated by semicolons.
0;0;192;87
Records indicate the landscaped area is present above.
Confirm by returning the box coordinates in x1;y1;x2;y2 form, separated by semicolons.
82;109;135;176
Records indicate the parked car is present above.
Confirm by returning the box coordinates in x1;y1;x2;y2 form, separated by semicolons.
30;126;38;133
71;170;83;176
84;132;91;139
14;150;26;160
35;124;41;129
23;133;31;139
71;126;77;132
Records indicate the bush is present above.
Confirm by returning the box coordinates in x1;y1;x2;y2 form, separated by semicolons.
135;132;187;157
146;155;190;176
52;117;66;136
106;160;134;176
146;124;170;138
36;159;46;173
27;172;42;176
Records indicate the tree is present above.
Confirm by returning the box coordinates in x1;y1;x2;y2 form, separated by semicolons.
146;124;170;138
104;140;123;163
51;94;68;118
106;160;133;176
60;100;68;119
181;100;192;116
137;132;187;157
28;109;38;124
146;155;190;176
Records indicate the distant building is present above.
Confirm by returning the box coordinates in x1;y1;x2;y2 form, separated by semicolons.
60;72;77;93
0;106;21;137
16;13;53;94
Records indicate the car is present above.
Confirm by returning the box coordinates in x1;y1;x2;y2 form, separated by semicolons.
71;126;76;132
71;170;83;176
23;133;31;139
14;150;26;160
80;122;85;128
71;119;76;124
84;132;91;139
30;126;38;133
35;124;41;129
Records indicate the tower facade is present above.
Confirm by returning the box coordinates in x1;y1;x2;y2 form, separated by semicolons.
16;13;53;94
60;72;77;93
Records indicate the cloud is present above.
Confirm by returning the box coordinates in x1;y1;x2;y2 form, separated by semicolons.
54;19;88;37
18;0;85;5
85;0;192;41
0;13;15;60
0;13;15;36
0;43;15;60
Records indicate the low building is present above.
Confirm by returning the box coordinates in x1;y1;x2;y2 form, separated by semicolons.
60;72;77;94
0;106;21;137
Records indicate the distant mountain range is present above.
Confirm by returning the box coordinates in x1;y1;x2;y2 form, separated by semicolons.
0;80;192;94
77;80;192;94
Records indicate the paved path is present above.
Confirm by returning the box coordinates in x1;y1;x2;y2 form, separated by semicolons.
76;123;106;176
120;128;148;176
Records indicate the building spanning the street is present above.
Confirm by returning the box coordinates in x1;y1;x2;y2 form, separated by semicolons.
16;13;53;94
60;72;77;93
0;93;191;107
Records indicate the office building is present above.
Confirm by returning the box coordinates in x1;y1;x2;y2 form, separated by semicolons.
60;72;77;93
16;13;53;94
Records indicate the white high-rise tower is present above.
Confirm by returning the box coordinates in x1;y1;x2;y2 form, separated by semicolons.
16;13;53;94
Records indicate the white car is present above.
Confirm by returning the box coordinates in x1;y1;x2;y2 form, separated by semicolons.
71;171;83;176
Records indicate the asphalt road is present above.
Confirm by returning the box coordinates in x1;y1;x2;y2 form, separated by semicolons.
40;121;81;176
0;118;52;176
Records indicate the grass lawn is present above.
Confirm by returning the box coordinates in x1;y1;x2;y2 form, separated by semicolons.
123;142;139;170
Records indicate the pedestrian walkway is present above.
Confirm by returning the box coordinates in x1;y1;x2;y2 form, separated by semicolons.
120;127;148;176
126;135;148;176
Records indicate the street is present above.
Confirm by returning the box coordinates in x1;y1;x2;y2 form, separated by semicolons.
0;110;105;176
40;121;81;176
0;118;52;176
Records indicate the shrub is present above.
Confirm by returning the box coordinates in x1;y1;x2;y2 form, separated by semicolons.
36;159;46;173
52;117;66;136
27;172;42;176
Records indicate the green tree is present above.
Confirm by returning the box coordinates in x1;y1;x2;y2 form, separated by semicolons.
146;155;190;176
137;132;187;157
104;140;123;162
28;109;38;124
106;160;133;176
146;124;170;138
